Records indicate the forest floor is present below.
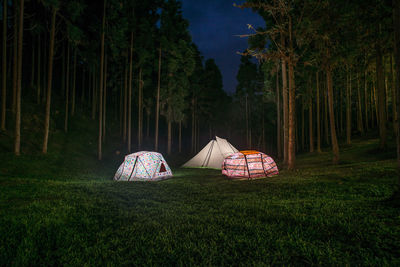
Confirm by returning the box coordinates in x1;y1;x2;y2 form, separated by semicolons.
0;120;400;265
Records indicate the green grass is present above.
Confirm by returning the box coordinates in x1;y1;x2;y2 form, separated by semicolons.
1;133;400;265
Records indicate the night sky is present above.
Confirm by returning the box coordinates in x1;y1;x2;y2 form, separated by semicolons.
180;0;265;94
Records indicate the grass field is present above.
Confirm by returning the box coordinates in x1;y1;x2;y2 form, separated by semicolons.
1;133;400;265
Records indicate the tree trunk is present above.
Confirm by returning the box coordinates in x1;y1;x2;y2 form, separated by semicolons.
309;80;314;153
393;0;400;191
301;98;305;150
81;68;85;104
30;35;34;89
276;63;282;158
179;120;182;153
376;40;387;149
103;53;107;142
12;1;17;113
146;110;150;139
357;73;364;134
42;33;47;104
281;56;288;165
371;78;375;127
14;0;23;155
71;47;77;116
340;77;344;136
326;65;340;164
346;67;351;145
42;6;56;154
324;82;330;145
245;94;249;147
37;34;41;104
138;67;142;149
364;69;369;131
123;57;127;142
120;73;123;136
374;78;379;127
385;69;389;122
128;32;133;152
92;70;96;120
64;42;70;132
98;0;106;160
167;119;172;155
391;54;397;135
1;0;7;131
155;45;161;151
287;62;296;169
191;96;195;153
316;71;321;153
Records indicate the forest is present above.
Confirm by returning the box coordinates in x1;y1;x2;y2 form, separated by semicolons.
0;0;400;265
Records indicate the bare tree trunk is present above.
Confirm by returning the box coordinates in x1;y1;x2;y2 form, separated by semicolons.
281;55;288;165
179;120;182;153
81;68;85;104
155;46;161;151
385;68;389;122
98;0;106;160
42;6;56;154
287;62;296;169
14;0;23;155
37;34;41;104
324;82;330;145
103;54;107;142
391;54;397;135
301;98;305;150
374;78;380;127
138;67;142;149
12;2;17;113
376;40;387;149
316;71;321;153
1;0;7;131
167;119;171;155
309;80;314;153
393;0;400;192
370;79;377;128
128;32;133;152
123;57;127;142
245;94;249;147
71;47;77;116
120;73;123;136
92;70;96;120
357;73;364;134
276;63;282;158
364;68;369;131
146;109;150;139
64;42;70;132
30;36;34;89
42;36;47;104
327;65;340;164
346;67;351;145
191;97;195;153
340;77;344;136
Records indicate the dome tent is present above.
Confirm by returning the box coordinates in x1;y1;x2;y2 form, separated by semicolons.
182;136;238;169
114;151;172;181
222;150;278;179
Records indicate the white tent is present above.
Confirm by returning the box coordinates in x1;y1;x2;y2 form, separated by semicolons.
182;136;238;169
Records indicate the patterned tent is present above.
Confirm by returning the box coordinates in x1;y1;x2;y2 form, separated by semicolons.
222;150;278;179
114;151;172;181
